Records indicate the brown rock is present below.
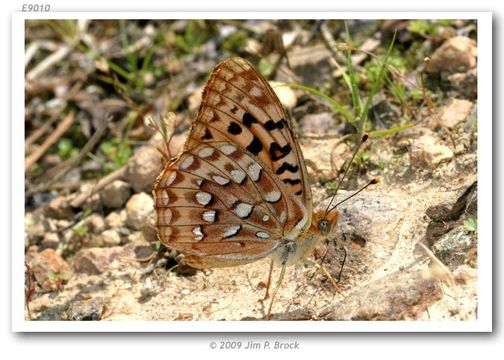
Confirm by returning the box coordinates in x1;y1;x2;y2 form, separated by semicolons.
44;196;74;220
72;247;123;275
72;240;153;275
431;99;474;129
426;36;477;75
447;68;477;99
410;135;454;170
27;248;71;292
100;180;131;209
301;138;349;183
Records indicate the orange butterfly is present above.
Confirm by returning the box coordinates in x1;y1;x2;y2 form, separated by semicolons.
154;57;344;319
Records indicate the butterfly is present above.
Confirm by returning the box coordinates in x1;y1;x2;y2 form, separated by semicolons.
153;57;342;319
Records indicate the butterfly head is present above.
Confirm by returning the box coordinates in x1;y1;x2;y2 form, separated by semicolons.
312;209;339;236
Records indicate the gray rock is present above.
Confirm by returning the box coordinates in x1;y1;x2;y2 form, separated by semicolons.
123;240;154;259
102;229;122;246
25;213;45;245
105;210;126;229
65;297;104;321
126;231;145;244
287;45;334;85
139;278;155;301
316;189;407;287
101;180;131;209
82;213;106;234
425;181;477;267
125;146;164;193
125;193;154;230
320;270;442;320
426;182;477;223
300;112;334;133
78;184;101;212
41;232;60;250
431;227;475;268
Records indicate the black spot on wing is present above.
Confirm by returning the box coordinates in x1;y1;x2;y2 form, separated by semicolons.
228;122;242;135
243;112;258;127
295;190;303;195
264;119;285;131
201;128;213;140
246;136;263;155
275;162;299;175
264;120;276;131
264;119;286;131
283;178;302;185
269;142;292;161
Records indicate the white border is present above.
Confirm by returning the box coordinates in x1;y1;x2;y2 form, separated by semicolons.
12;12;492;332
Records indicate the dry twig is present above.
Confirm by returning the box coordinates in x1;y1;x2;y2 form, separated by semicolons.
25;81;83;150
25;110;75;171
69;166;127;208
26;116;111;196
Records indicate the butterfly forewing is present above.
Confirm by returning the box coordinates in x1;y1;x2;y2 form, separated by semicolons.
154;57;313;268
187;58;311;214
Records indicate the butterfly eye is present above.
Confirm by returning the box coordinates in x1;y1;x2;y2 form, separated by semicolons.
319;219;330;235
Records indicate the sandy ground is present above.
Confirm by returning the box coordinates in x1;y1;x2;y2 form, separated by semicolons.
28;175;475;322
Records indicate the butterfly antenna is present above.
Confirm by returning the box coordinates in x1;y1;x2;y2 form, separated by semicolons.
325;133;369;215
327;178;379;214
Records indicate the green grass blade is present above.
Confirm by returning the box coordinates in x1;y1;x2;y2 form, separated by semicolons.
284;83;353;123
368;123;414;138
361;30;398;133
344;22;362;125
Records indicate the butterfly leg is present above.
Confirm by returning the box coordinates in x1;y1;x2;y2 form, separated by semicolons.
265;263;287;320
261;258;275;301
336;245;347;283
306;258;342;294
